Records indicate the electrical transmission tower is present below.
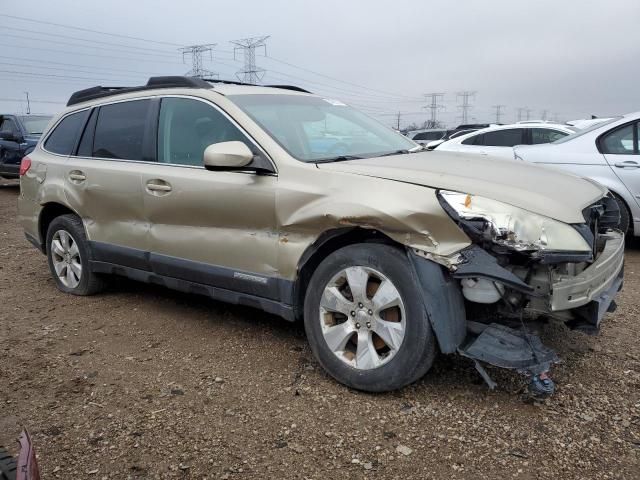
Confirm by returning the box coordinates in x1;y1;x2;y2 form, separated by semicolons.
492;105;505;124
517;107;528;122
457;91;476;124
395;112;402;130
541;109;549;121
179;44;218;78
231;36;270;84
423;93;445;128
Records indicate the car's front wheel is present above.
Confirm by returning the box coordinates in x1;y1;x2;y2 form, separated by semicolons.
303;243;436;392
46;214;106;296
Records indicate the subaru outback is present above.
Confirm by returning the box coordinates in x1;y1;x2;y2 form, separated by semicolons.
18;76;624;396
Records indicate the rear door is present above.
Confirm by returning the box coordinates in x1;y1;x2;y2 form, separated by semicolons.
138;96;279;296
600;121;640;206
62;100;150;261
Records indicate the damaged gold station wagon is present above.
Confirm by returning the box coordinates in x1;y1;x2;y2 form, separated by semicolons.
18;76;624;397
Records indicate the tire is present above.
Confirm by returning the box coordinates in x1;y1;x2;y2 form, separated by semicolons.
46;214;106;295
303;243;437;392
612;193;631;235
0;447;16;480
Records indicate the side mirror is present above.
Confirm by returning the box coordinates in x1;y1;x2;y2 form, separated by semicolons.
203;141;254;170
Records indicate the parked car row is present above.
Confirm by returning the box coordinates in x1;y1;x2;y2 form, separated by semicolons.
15;76;625;398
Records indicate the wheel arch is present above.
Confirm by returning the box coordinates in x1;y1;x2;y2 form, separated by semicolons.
292;227;403;319
38;202;81;253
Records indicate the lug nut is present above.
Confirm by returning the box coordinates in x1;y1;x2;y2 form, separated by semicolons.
366;322;371;328
358;302;363;308
355;323;361;329
368;309;373;315
350;311;356;317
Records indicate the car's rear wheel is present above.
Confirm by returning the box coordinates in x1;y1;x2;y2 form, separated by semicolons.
46;214;106;295
303;243;436;392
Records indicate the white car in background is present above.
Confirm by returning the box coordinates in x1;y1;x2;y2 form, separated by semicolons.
435;123;576;159
515;113;640;236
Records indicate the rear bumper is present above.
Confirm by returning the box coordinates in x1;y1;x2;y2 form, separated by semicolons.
551;231;624;313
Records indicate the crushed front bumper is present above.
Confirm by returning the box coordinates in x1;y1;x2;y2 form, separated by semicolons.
551;231;624;327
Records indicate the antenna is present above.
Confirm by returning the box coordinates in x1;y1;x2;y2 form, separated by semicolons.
179;44;218;78
231;36;270;84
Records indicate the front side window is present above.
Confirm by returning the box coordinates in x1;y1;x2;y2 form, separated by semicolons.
600;123;638;154
93;100;150;160
44;110;89;155
530;128;569;145
228;94;416;162
157;97;252;166
479;128;525;147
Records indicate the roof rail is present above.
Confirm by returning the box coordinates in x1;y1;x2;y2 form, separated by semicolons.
201;78;311;93
67;76;212;106
67;76;310;106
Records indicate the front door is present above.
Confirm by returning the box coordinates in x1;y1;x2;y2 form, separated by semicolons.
601;121;640;207
139;96;279;298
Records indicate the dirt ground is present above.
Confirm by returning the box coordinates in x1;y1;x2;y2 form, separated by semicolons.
0;179;638;480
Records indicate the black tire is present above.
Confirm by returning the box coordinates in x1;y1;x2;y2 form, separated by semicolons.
0;447;16;480
612;193;632;235
45;214;107;295
303;243;437;392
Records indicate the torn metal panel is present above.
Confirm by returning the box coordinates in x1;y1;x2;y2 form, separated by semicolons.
275;170;471;279
460;323;559;373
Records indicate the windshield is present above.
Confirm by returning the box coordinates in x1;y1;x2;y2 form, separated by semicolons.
552;117;621;144
228;94;418;162
18;115;52;135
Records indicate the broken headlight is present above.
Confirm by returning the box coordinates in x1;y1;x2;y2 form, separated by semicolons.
439;191;591;252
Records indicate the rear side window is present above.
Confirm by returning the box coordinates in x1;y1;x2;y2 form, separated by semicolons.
413;131;444;141
93;100;150;160
600;123;638;154
530;128;568;145
44;110;89;155
475;129;524;147
0;118;18;136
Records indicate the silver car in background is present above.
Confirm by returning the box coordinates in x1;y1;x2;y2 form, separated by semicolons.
514;112;640;235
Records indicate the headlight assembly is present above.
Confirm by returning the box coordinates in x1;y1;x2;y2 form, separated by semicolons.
439;190;591;252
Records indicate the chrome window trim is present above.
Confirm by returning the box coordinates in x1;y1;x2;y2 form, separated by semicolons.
41;94;278;174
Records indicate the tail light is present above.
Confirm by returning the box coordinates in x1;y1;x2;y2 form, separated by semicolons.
19;156;32;176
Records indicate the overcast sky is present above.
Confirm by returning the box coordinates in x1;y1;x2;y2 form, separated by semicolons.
1;0;639;128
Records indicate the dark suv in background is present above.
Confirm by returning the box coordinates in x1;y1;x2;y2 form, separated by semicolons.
0;114;52;179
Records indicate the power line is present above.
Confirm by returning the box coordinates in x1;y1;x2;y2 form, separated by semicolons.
0;25;176;54
180;44;218;78
423;93;445;127
231;36;269;83
457;91;476;124
0;97;65;105
260;55;423;101
492;104;506;123
0;14;181;47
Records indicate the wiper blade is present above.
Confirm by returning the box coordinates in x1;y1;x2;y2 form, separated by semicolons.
377;149;411;157
312;155;365;164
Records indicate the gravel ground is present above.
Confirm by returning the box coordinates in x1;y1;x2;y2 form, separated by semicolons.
0;180;638;479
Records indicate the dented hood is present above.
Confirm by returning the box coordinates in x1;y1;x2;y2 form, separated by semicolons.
317;151;606;224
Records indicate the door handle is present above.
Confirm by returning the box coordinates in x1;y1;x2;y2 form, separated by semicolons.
68;170;86;183
614;161;640;169
146;179;172;194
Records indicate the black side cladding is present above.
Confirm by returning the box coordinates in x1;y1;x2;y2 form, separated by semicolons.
407;250;466;354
